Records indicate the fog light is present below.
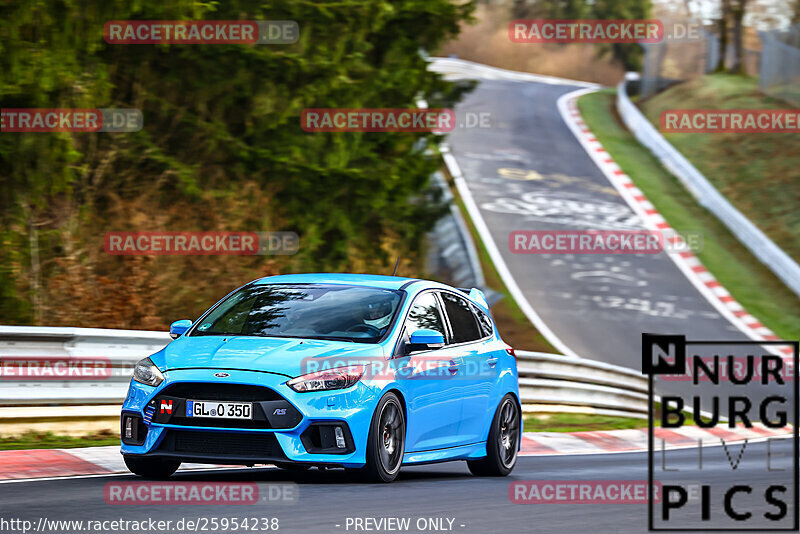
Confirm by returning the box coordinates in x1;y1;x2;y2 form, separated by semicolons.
121;413;146;445
334;426;346;448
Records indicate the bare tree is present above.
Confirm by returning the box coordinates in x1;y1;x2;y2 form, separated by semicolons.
730;0;750;74
717;0;750;74
716;0;731;71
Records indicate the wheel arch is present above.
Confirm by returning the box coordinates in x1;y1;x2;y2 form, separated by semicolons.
506;390;524;448
487;390;524;450
384;388;407;422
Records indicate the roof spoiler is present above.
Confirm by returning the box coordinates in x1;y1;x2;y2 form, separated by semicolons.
457;287;489;310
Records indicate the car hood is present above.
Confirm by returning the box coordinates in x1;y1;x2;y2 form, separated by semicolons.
151;335;386;378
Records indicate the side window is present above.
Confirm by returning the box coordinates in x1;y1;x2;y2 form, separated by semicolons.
472;305;494;338
404;292;446;338
440;292;481;344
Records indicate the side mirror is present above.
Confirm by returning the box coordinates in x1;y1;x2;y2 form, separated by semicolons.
407;329;445;353
169;319;193;339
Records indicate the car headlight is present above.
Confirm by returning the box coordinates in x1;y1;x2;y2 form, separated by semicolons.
133;357;165;387
287;365;365;393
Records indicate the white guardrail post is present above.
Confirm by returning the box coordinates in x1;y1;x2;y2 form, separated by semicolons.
0;328;648;422
617;73;800;299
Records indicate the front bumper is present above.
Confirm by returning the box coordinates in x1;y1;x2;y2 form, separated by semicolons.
120;368;379;468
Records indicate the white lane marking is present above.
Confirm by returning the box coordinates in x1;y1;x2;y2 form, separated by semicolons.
62;446;240;474
441;144;580;359
58;446;125;473
427;57;600;88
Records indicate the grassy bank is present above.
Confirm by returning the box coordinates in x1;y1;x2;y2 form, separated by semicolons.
640;74;800;267
524;412;649;432
578;89;800;339
0;431;120;450
0;418;650;450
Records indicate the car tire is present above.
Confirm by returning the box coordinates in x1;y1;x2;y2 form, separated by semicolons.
360;392;405;483
467;394;520;477
123;456;181;479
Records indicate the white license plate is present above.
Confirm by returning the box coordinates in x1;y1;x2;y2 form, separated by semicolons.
186;400;253;419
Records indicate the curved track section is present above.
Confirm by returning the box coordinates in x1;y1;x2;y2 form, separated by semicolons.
435;60;800;409
438;59;752;363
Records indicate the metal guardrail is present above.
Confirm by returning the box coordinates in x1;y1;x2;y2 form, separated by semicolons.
515;351;648;418
617;73;800;300
0;328;648;421
0;326;170;406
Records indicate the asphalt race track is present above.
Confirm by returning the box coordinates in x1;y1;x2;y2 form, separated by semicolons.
3;440;795;533
441;62;750;363
436;60;796;417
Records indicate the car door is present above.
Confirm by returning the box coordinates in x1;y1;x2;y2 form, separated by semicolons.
438;292;493;445
466;304;501;441
394;291;466;452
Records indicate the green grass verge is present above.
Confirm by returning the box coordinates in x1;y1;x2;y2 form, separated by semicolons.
0;431;120;450
640;74;800;267
578;89;800;339
524;412;649;432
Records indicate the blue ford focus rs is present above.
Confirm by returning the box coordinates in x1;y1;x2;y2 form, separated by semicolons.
121;273;521;482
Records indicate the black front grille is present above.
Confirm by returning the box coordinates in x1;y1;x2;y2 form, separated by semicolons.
165;400;272;429
157;430;286;460
150;383;301;429
158;382;283;401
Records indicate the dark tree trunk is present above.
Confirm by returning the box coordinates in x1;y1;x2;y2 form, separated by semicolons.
730;0;748;74
716;0;730;72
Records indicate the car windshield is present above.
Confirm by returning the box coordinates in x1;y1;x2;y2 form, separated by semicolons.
189;284;403;343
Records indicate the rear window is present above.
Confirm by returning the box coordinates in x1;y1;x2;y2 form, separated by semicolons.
440;292;481;344
472;305;494;338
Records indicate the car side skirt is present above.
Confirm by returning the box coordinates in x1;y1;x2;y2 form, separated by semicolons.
402;441;486;465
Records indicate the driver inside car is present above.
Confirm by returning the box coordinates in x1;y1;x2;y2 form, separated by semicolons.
358;294;395;332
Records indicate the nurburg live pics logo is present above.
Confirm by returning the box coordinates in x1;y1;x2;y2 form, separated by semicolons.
642;333;799;531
